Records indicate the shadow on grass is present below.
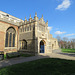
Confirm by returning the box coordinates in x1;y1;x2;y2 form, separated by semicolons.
58;53;75;57
0;57;75;75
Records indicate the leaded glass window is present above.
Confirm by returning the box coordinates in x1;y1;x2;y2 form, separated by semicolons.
5;32;8;47
5;27;16;47
30;25;31;30
9;33;12;47
13;34;15;47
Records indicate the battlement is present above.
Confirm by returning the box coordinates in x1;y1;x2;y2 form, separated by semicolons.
0;11;24;26
24;13;48;26
0;11;48;26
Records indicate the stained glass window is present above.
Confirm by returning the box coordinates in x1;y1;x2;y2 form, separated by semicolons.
5;27;16;47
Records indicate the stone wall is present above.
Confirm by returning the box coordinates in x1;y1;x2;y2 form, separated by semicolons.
0;11;59;54
0;21;19;54
19;32;33;40
0;31;5;51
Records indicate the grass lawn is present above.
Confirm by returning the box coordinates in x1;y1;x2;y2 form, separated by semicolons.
4;54;7;59
61;48;75;53
0;58;75;75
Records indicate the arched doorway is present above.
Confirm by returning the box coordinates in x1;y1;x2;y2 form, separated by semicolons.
20;40;27;50
40;40;45;53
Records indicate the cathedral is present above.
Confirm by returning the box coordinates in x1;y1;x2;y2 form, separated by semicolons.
0;11;59;55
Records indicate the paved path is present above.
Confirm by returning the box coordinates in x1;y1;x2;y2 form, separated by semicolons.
0;53;75;68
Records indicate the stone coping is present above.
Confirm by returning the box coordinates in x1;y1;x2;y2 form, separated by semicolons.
4;47;17;50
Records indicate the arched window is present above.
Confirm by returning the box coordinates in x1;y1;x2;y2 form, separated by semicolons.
30;25;31;31
5;27;16;47
20;28;22;32
20;40;27;49
23;26;24;32
25;27;26;31
27;26;29;31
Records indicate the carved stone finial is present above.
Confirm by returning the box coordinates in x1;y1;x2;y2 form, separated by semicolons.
46;20;48;26
24;17;27;24
46;20;48;24
30;14;31;18
47;20;48;23
35;12;37;17
42;14;43;18
25;17;26;20
34;12;38;21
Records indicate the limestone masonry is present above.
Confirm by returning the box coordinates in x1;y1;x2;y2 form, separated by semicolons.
0;11;59;55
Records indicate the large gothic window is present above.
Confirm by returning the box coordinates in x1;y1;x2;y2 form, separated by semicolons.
5;27;16;47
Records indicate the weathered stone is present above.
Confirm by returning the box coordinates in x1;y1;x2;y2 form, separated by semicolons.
0;11;59;55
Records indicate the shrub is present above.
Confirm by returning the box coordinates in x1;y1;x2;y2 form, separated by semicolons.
6;52;20;58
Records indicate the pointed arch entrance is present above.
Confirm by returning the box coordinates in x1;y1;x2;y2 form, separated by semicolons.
40;40;46;53
20;39;27;50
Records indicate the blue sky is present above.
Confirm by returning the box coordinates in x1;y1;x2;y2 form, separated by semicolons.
0;0;75;39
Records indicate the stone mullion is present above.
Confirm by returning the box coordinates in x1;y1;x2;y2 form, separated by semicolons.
23;41;24;49
23;26;25;32
29;25;31;31
22;41;23;49
20;41;22;49
8;32;10;47
21;41;22;49
29;25;30;31
10;33;12;47
22;42;24;48
12;33;13;47
22;26;24;32
21;41;22;50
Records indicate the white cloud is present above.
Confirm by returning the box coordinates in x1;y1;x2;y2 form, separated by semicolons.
56;0;71;10
65;33;75;36
48;27;52;31
55;31;66;35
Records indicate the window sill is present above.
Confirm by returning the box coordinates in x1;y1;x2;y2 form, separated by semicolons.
4;47;17;50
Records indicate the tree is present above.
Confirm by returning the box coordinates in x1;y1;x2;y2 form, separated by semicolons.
71;39;75;49
63;37;68;42
56;36;61;48
56;35;61;42
62;37;68;49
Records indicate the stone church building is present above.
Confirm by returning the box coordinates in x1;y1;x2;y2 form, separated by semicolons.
0;11;59;55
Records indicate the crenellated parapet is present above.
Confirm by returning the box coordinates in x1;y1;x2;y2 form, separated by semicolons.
0;11;24;26
0;11;48;27
23;13;48;27
18;13;49;34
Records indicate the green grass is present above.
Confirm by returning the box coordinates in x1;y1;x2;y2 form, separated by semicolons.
61;48;75;53
4;54;6;59
0;58;75;75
